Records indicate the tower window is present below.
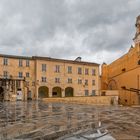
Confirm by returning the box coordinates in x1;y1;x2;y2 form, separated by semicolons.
138;60;140;65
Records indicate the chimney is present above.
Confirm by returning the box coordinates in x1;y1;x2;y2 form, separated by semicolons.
75;57;82;62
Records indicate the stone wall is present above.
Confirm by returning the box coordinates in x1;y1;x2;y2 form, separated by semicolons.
43;96;118;105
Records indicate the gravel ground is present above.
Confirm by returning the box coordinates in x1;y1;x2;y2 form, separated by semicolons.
0;101;140;140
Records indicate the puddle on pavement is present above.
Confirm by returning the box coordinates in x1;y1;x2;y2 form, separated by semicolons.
0;101;140;140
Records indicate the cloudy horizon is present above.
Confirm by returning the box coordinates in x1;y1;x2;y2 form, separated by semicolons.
0;0;140;64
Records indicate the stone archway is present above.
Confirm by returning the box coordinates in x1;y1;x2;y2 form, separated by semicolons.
65;87;74;97
52;87;62;97
0;87;4;101
38;86;49;98
108;79;118;90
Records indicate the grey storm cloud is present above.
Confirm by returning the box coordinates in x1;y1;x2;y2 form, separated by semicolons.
0;0;140;64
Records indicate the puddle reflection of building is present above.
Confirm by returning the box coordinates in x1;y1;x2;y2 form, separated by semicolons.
65;105;79;130
26;101;33;122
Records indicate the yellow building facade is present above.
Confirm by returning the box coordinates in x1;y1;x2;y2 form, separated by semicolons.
0;55;100;101
101;15;140;105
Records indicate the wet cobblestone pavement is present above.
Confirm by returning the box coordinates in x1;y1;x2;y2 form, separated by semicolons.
0;101;140;140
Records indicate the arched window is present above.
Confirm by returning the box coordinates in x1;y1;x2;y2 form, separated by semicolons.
138;60;140;65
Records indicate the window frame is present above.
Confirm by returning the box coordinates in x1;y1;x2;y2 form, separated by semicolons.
78;79;82;84
3;71;8;78
26;60;30;67
55;65;60;73
68;78;72;83
78;67;82;74
68;66;72;74
3;58;8;66
19;59;23;67
42;64;46;72
26;72;30;78
55;77;60;83
85;79;88;86
42;77;47;82
85;90;89;96
18;72;23;78
92;80;95;86
85;68;89;75
92;69;96;76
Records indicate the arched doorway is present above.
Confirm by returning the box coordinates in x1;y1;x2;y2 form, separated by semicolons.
65;87;74;97
0;87;4;101
38;86;49;98
108;79;118;90
52;87;62;97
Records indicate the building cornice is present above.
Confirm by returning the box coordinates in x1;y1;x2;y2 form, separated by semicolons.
0;53;100;66
32;56;100;66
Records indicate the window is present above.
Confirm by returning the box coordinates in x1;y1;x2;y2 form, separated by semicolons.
26;72;30;78
68;78;72;83
138;60;140;65
68;66;72;73
78;67;82;74
32;82;35;86
78;79;82;84
3;71;8;78
92;90;96;96
26;81;30;86
18;72;23;78
92;69;96;75
3;58;8;65
2;81;6;86
85;68;89;75
85;80;88;85
16;81;21;88
42;77;47;82
55;78;60;83
55;65;60;73
26;60;30;67
122;68;126;72
92;80;95;86
42;64;46;72
85;90;89;96
19;59;23;67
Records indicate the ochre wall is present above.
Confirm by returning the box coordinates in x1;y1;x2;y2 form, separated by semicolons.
101;43;140;105
0;57;36;100
35;59;100;98
101;15;140;105
0;55;100;100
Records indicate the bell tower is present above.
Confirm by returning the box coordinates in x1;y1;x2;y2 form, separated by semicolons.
133;15;140;46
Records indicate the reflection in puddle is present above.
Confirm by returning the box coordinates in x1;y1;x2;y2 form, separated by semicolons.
0;101;140;140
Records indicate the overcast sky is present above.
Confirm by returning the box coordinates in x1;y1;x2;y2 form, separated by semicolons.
0;0;140;64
